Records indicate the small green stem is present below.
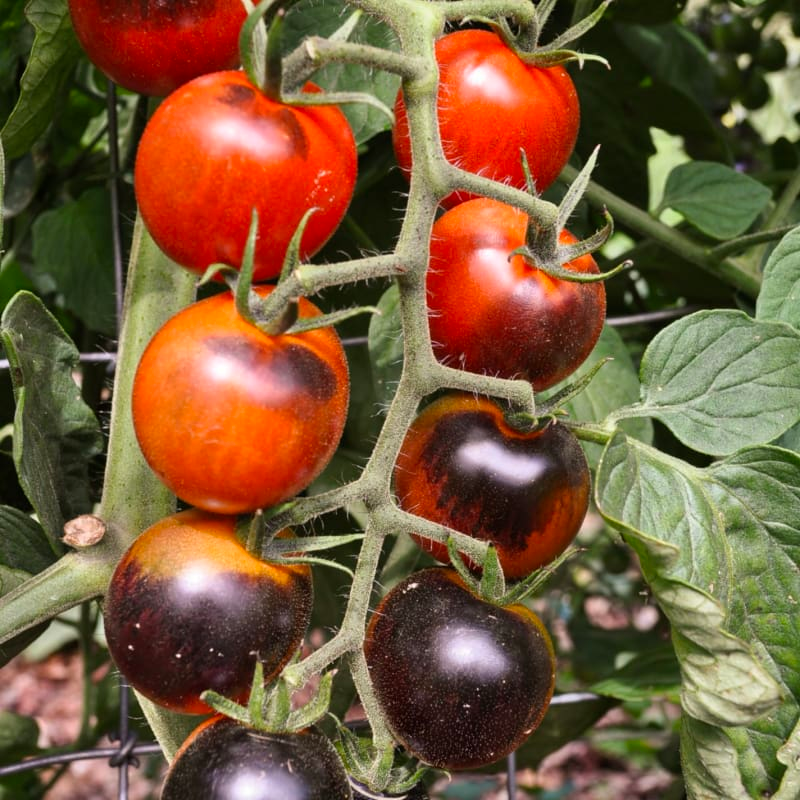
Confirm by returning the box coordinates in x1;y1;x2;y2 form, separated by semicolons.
559;164;761;299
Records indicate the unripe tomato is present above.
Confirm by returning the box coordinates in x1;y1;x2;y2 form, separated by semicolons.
364;568;556;770
162;716;352;799
68;0;254;96
393;30;579;208
134;70;357;282
395;394;590;579
426;198;606;391
132;286;349;514
104;510;312;714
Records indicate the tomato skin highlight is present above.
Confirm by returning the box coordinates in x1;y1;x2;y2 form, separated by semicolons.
365;568;555;770
103;510;312;714
393;29;579;208
426;197;606;391
395;394;590;579
132;286;350;514
134;70;357;282
162;717;352;799
68;0;250;96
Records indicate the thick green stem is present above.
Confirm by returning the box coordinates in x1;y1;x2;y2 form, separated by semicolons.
559;164;761;299
99;218;196;551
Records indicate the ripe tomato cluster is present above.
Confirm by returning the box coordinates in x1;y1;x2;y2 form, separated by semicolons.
70;6;602;796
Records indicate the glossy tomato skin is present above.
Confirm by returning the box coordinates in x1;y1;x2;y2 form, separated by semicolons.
395;394;590;579
68;0;250;96
132;286;349;514
134;70;357;282
393;29;579;208
364;568;555;770
162;716;352;799
103;510;312;714
427;197;605;391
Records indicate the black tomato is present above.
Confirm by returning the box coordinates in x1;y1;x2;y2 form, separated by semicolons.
104;510;312;714
395;394;590;579
364;568;556;770
162;717;352;799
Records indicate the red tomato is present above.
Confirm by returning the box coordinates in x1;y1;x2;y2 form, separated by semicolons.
132;286;350;514
134;70;357;282
395;394;590;579
68;0;254;96
393;29;580;207
364;567;556;770
104;510;312;714
426;197;606;391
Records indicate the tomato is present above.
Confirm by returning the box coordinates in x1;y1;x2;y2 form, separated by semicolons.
364;568;555;770
393;29;579;208
68;0;254;96
132;285;349;514
395;394;590;579
426;197;605;391
162;716;352;799
134;70;357;282
103;510;312;714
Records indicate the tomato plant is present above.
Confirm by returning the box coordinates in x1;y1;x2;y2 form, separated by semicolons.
161;716;352;799
4;2;800;798
395;393;590;579
364;568;556;770
132;285;350;514
68;0;254;96
393;29;579;207
426;197;605;391
103;509;313;714
134;70;357;282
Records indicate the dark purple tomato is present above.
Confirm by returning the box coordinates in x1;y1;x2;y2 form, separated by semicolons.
132;285;350;515
104;510;312;714
162;717;352;799
364;568;556;770
395;394;590;579
426;198;606;392
68;0;256;96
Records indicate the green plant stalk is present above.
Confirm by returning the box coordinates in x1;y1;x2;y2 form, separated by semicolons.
559;163;761;299
99;217;196;550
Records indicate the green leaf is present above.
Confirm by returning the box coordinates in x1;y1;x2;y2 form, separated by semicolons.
0;505;56;576
367;283;402;410
614;310;800;456
597;433;781;729
550;325;653;467
756;225;800;329
0;711;39;763
0;0;82;159
0;291;103;549
598;437;800;796
283;0;400;145
659;161;771;240
591;645;682;703
31;187;117;335
0;138;4;243
702;448;800;796
616;22;713;108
